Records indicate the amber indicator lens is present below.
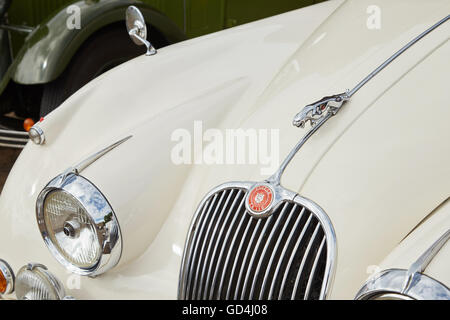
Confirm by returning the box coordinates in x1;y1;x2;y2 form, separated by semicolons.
0;271;7;293
23;118;35;132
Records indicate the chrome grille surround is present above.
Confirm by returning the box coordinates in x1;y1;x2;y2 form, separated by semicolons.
179;181;336;300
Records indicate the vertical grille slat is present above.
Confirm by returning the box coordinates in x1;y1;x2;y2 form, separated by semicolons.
208;193;246;299
248;202;290;299
267;207;307;299
202;190;244;299
180;186;333;300
224;211;256;299
191;191;227;298
240;211;278;300
233;218;265;299
197;190;236;299
290;223;321;300
304;236;326;300
184;197;215;298
259;204;300;299
277;214;314;299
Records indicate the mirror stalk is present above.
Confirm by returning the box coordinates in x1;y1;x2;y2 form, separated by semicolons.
129;27;156;56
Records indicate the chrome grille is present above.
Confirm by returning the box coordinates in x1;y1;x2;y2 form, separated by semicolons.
0;129;28;149
179;186;333;300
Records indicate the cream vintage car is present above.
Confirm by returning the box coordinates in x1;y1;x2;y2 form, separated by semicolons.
0;0;449;300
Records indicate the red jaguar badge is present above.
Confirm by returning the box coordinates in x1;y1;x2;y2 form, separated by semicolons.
247;184;274;214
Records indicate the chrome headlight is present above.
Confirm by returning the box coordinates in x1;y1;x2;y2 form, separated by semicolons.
36;173;122;276
15;264;65;300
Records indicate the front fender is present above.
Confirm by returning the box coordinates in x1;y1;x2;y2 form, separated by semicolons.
376;199;450;287
355;199;450;299
11;0;185;85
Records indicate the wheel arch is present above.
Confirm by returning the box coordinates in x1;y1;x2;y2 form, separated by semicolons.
10;0;186;85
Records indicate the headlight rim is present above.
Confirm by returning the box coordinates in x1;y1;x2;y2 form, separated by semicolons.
36;173;122;277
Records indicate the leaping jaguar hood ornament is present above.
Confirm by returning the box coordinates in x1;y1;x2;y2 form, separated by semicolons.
245;14;450;218
293;15;448;131
292;92;350;128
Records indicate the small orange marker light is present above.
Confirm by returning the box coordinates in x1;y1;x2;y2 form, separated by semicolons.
0;259;14;295
23;118;35;132
0;271;7;294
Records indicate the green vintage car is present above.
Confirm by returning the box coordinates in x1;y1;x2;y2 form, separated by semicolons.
0;0;322;148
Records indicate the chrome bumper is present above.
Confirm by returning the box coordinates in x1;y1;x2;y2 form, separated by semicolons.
0;129;28;149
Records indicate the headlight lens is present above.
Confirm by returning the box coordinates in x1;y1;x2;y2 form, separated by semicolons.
37;173;122;276
15;264;65;300
44;191;102;269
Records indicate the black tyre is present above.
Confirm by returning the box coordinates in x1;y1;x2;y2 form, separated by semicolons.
40;24;167;116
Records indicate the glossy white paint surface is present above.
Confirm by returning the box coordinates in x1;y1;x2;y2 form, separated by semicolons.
375;199;450;290
0;0;449;300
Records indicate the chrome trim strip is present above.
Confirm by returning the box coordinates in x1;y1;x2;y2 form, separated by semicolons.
56;136;133;183
356;229;450;300
348;15;449;98
403;229;450;292
288;16;449;180
270;112;334;185
355;269;450;300
73;135;132;174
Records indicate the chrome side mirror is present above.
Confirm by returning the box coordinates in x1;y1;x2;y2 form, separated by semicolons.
126;6;156;56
